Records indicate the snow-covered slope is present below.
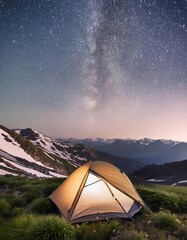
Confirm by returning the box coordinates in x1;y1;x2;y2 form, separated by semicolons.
16;128;93;167
0;125;69;178
17;128;144;174
0;129;45;166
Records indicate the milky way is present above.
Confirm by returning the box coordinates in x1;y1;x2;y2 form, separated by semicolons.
0;0;187;140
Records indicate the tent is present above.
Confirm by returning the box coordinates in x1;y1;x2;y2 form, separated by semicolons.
49;161;148;223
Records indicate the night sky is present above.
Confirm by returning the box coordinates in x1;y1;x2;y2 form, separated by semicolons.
0;0;187;140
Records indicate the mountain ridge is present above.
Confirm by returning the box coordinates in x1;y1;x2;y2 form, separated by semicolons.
0;125;142;177
61;137;187;165
2;125;187;179
61;137;184;147
17;128;143;174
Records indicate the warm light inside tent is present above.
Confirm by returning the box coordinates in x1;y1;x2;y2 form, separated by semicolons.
71;172;134;220
84;172;101;186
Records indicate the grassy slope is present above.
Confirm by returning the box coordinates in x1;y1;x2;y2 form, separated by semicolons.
0;176;186;240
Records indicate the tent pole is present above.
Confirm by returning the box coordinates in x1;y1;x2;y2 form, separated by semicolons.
67;171;89;222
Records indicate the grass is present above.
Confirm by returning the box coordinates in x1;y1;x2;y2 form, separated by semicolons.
152;211;181;231
119;230;148;240
137;184;187;213
0;198;10;218
7;214;75;240
75;220;120;240
8;214;37;240
29;215;75;240
29;197;56;214
0;176;187;240
138;184;187;198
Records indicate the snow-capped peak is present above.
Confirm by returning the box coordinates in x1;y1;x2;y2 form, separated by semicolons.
138;138;154;145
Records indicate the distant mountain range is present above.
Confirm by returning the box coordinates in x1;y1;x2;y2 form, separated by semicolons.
0;125;142;178
1;124;187;183
61;137;187;165
131;159;187;186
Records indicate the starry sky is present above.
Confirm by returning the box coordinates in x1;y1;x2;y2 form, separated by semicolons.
0;0;187;140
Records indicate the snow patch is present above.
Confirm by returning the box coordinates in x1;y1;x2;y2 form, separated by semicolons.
49;171;67;178
44;152;55;161
171;180;187;186
15;130;21;134
2;157;52;178
0;150;17;161
146;179;165;182
139;138;154;145
178;180;187;183
0;129;46;167
0;169;18;176
0;162;14;169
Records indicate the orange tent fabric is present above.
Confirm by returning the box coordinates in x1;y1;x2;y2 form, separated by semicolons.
49;161;148;223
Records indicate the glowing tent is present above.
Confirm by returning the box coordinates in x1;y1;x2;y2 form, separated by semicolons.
49;161;148;223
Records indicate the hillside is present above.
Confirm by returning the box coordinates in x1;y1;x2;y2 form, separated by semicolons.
0;125;142;177
0;176;187;240
17;128;142;174
65;137;187;165
16;128;94;167
0;125;75;178
132;159;187;186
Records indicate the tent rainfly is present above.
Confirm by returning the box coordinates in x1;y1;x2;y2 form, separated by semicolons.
49;161;148;223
